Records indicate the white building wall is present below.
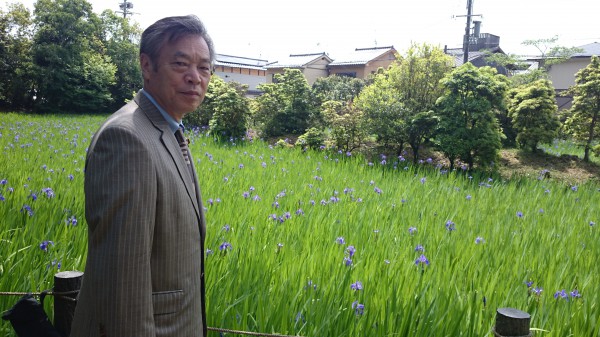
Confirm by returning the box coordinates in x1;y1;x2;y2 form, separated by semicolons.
214;71;266;91
548;58;590;90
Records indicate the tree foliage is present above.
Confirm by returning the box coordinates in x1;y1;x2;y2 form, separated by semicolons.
184;77;251;140
355;43;452;158
252;69;314;137
564;55;600;162
508;79;559;152
435;64;508;170
311;75;365;107
99;10;142;110
0;0;146;113
32;0;115;113
322;100;366;152
0;3;35;110
311;75;366;128
206;77;251;139
354;72;407;153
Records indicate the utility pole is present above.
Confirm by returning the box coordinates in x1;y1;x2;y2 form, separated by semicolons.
463;0;473;64
117;0;136;19
454;0;481;64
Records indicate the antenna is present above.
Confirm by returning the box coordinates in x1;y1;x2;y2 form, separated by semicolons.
116;0;137;19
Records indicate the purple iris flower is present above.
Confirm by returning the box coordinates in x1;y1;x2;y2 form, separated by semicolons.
415;254;429;266
554;289;568;299
445;220;456;231
42;187;55;198
219;242;232;251
21;205;34;216
39;240;54;252
346;246;356;257
351;301;365;315
336;237;346;245
66;216;77;226
350;281;363;291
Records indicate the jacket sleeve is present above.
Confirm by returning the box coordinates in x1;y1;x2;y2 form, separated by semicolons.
84;125;157;336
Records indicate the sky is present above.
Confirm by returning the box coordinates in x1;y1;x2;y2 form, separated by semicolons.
10;0;600;62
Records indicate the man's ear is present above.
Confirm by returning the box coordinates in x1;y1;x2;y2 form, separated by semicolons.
140;53;153;80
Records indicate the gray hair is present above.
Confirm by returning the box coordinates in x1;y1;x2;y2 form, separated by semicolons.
140;15;215;68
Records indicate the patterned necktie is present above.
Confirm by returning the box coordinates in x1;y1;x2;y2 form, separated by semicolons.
175;127;195;181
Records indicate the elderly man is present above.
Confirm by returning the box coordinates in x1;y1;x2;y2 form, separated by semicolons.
71;15;213;337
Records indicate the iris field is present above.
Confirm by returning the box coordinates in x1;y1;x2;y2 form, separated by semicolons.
0;113;598;336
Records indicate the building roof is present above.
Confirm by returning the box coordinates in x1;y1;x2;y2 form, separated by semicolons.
572;42;600;57
215;54;268;70
329;46;397;66
445;46;503;67
265;52;332;69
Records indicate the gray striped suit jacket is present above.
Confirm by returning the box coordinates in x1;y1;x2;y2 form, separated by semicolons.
70;91;207;337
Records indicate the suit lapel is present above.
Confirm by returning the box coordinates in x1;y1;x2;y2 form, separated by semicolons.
134;92;201;220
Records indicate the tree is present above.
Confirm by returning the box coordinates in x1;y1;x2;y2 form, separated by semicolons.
0;3;35;110
355;43;452;159
507;79;560;152
503;36;585;87
354;72;407;153
564;55;600;162
321;100;367;152
205;77;250;139
99;10;142;109
32;0;115;113
311;75;365;106
435;64;508;170
311;75;366;128
184;77;251;140
394;43;452;161
252;69;314;137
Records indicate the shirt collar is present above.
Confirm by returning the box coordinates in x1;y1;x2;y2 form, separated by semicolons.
141;89;181;134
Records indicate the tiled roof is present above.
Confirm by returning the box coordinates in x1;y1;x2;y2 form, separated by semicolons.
445;46;502;67
329;46;396;66
266;52;331;69
215;54;268;70
572;42;600;57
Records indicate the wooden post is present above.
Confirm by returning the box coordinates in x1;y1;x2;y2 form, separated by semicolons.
54;271;83;337
493;307;531;337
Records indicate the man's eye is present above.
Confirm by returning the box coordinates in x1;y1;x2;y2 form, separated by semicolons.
198;66;212;75
173;62;188;67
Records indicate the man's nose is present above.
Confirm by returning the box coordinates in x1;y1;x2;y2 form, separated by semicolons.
186;68;202;85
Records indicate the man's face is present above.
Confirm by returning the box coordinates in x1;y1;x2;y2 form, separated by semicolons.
141;34;212;121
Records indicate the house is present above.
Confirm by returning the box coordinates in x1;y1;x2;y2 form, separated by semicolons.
444;33;509;75
444;21;509;75
213;54;268;96
265;52;333;85
544;42;600;109
328;46;398;79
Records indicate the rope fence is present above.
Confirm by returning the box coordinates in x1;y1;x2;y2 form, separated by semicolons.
1;271;534;337
0;287;304;337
